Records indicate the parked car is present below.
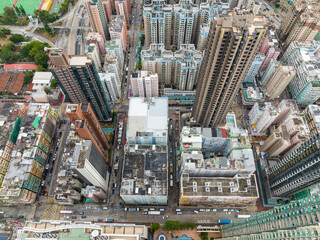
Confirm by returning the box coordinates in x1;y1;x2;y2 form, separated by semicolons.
78;212;84;215
81;216;87;219
162;215;168;219
176;212;182;215
193;210;199;214
71;216;77;219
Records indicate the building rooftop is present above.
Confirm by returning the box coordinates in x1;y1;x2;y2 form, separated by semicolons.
69;56;92;66
127;97;168;137
120;145;167;197
19;221;148;240
3;63;37;71
0;103;57;201
181;173;258;198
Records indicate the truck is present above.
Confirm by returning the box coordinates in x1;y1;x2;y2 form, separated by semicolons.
218;219;232;224
148;211;161;215
170;180;173;187
237;215;251;219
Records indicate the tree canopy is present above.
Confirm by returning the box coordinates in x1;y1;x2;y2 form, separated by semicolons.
9;34;27;43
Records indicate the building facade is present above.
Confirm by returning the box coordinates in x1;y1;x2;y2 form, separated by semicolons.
71;140;109;192
48;49;111;120
86;0;110;41
141;44;202;90
284;41;320;105
243;54;265;84
99;72;121;103
65;103;109;162
131;71;159;97
265;65;295;99
192;12;267;127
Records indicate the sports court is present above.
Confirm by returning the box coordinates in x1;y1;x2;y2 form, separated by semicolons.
13;0;43;15
0;0;15;13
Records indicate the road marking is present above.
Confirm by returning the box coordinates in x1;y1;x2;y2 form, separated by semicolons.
42;205;59;220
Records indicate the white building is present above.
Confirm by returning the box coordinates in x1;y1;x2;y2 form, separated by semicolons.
243;54;265;83
141;44;202;90
31;72;53;91
255;103;280;133
261;58;282;86
71;140;109;192
126;97;168;145
85;43;101;71
131;71;158;97
99;72;121;102
284;41;320;105
105;39;124;69
249;102;264;125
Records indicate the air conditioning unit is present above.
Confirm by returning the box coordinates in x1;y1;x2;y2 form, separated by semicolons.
205;187;210;192
218;187;222;192
193;187;197;192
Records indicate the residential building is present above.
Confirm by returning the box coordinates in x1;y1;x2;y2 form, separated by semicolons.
141;44;202;90
131;71;159;97
163;88;196;106
303;105;320;137
173;44;202;90
261;125;291;157
17;221;148;240
104;54;122;86
0;104;58;204
85;0;110;41
71;140;109;192
102;0;114;22
48;48;111;120
109;15;128;50
55;175;82;205
81;185;107;203
143;0;215;49
192;12;267;127
221;194;320;240
261;58;282;86
241;86;266;106
84;43;102;71
243;54;265;83
172;0;199;49
115;0;131;24
268;134;320;197
248;102;264;125
126;97;168;145
258;30;280;71
196;23;210;51
284;41;320;105
85;32;106;54
278;0;320;49
264;65;295;99
143;0;173;48
253;103;280;134
99;72;121;102
65;103;109;162
105;39;124;69
120;145;168;205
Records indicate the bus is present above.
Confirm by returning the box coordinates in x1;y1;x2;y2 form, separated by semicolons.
237;215;251;219
59;210;73;214
218;219;232;224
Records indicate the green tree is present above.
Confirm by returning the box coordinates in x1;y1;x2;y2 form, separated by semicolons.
210;237;215;240
5;42;17;51
50;79;58;88
140;34;145;46
34;51;49;69
43;86;51;94
36;65;47;71
14;6;21;16
34;10;58;23
149;223;160;234
59;2;69;14
19;5;26;16
275;3;280;7
163;221;180;231
200;232;208;240
9;34;27;43
137;56;142;70
3;6;15;17
23;71;34;84
0;49;19;63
